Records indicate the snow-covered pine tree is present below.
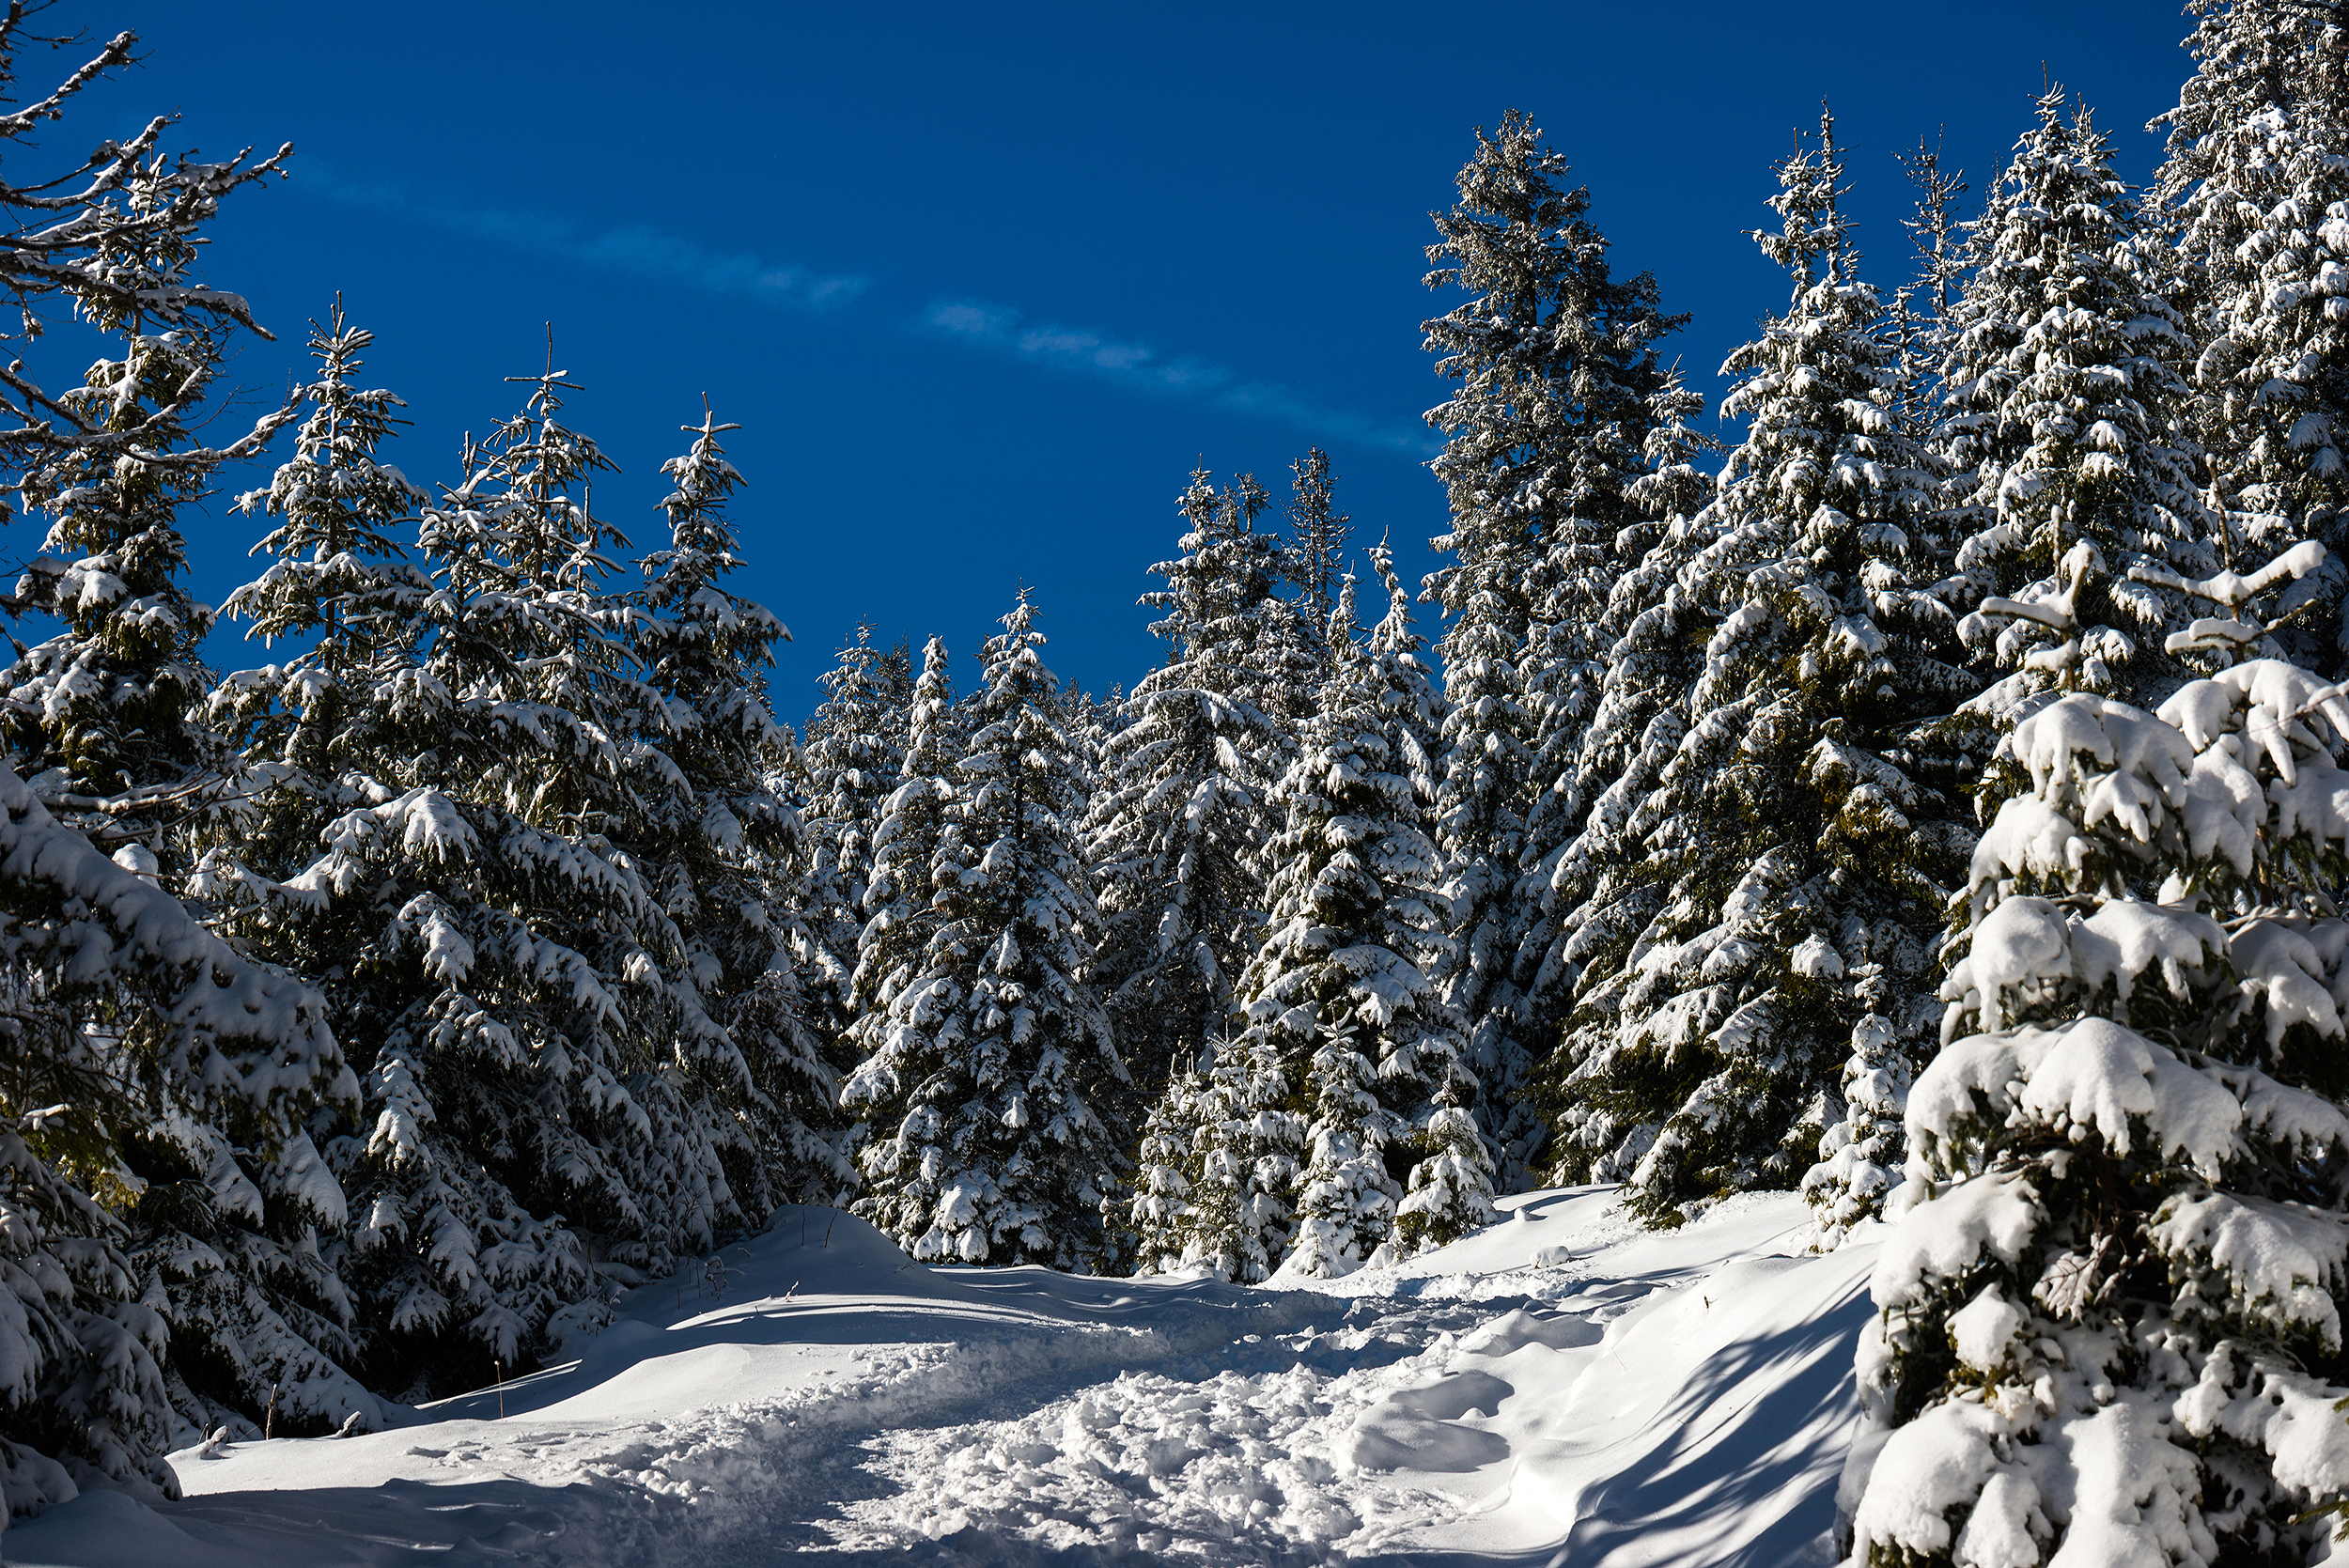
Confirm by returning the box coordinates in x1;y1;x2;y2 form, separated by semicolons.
1203;555;1471;1278
797;625;913;1037
210;304;431;790
1543;372;1719;954
1885;137;1970;438
143;307;434;1443
1421;108;1684;1188
1547;109;1968;1226
1126;1029;1300;1281
2151;0;2349;597
1086;470;1293;1111
2;134;300;861
1937;88;2216;717
849;634;957;1074
845;594;1126;1269
1797;1016;1912;1250
1843;551;2349;1564
632;407;844;1215
0;766;350;1516
1284;447;1350;661
204;365;723;1397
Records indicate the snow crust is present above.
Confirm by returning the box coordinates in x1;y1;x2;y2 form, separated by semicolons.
7;1189;1869;1567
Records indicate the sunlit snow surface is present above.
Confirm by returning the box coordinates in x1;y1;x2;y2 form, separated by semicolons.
10;1189;1873;1566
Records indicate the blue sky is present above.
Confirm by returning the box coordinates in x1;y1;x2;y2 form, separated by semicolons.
54;1;2190;720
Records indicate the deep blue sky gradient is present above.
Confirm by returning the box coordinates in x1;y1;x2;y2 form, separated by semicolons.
38;1;2192;722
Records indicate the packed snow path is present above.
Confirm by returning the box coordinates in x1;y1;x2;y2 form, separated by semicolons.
11;1191;1874;1567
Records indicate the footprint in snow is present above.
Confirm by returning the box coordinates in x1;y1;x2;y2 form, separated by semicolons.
1341;1370;1513;1473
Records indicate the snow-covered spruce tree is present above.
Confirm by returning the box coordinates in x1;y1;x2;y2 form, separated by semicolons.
2151;0;2349;595
210;304;431;790
846;594;1126;1268
1126;1028;1301;1281
1547;110;1970;1227
848;635;957;1073
1421;108;1683;1188
1086;470;1293;1110
632;407;845;1214
2;136;300;862
1196;555;1478;1279
140;307;437;1443
1284;447;1350;663
1885;138;1970;439
1542;372;1719;970
1364;551;1497;1256
205;367;718;1397
1798;1016;1914;1250
1936;88;2216;718
1842;592;2349;1563
0;768;350;1517
797;624;913;1037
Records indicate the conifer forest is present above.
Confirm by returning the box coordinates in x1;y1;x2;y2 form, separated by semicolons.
11;1;2349;1562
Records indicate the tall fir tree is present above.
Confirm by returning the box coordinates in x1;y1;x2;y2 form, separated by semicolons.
200;365;728;1397
1547;109;1969;1225
848;635;958;1078
796;625;913;1037
160;307;435;1443
631;407;844;1215
1284;447;1350;665
2151;0;2349;599
1936;88;2217;720
1420;109;1683;1188
1204;552;1482;1278
845;595;1126;1269
0;65;371;1459
0;28;357;1487
1545;376;1720;993
1085;471;1294;1115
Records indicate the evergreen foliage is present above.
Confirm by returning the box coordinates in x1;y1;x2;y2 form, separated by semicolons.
151;307;429;1444
1085;471;1293;1112
1284;448;1350;645
198;365;736;1398
2153;0;2349;589
1843;574;2349;1562
1937;88;2216;715
1228;556;1478;1276
632;407;843;1215
1421;108;1684;1188
849;635;957;1071
0;768;350;1507
797;626;913;1035
3;143;299;857
844;595;1125;1269
1547;110;1969;1225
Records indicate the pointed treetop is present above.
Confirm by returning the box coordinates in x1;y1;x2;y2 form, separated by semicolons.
1756;103;1859;287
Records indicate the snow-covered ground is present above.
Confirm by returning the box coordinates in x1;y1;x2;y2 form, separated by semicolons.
9;1189;1875;1567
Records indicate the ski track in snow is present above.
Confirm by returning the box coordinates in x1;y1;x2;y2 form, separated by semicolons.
8;1188;1876;1568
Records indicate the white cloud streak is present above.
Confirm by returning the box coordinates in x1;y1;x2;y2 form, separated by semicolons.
296;165;1429;456
303;163;870;311
921;299;1438;456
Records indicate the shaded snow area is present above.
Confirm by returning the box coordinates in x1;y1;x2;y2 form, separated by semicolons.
10;1190;1873;1567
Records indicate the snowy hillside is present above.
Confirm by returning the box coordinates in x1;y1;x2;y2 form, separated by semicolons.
8;1190;1870;1567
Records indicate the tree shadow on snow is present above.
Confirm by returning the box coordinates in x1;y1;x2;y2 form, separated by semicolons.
1355;1271;1871;1568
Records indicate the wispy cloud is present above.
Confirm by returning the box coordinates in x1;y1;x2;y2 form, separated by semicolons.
924;299;1437;457
294;165;1429;456
303;163;869;312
